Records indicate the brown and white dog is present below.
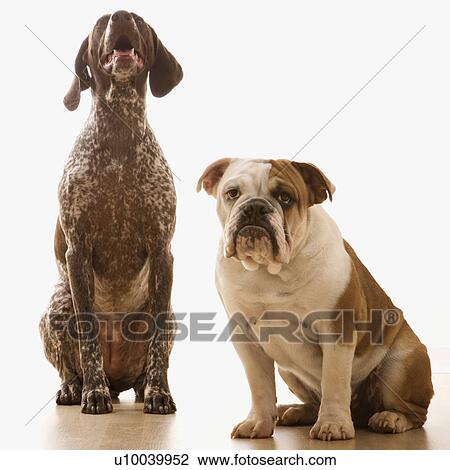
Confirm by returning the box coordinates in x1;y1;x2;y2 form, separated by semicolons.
40;11;182;414
197;158;433;440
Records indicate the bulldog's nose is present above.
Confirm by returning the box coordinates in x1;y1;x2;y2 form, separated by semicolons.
242;199;273;224
111;10;133;22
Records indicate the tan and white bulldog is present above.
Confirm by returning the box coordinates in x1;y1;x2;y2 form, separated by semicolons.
197;158;433;441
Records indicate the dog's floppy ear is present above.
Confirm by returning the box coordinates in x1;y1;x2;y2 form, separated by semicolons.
64;36;91;111
292;162;335;205
148;27;183;97
196;158;233;196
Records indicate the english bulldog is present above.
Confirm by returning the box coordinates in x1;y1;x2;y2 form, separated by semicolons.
197;158;433;440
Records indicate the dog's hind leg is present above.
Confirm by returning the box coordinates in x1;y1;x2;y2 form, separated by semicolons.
366;323;434;434
40;278;82;405
277;368;319;426
133;374;145;402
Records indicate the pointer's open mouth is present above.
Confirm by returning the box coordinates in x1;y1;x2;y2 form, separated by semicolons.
102;36;143;70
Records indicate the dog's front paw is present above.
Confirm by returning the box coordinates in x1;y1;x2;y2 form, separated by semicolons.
56;378;82;405
310;415;355;441
143;388;176;414
81;386;113;414
231;414;275;439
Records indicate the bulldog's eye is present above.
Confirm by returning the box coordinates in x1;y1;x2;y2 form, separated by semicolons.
225;188;240;200
277;192;293;205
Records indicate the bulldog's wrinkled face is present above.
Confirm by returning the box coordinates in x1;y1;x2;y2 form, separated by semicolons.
197;158;335;274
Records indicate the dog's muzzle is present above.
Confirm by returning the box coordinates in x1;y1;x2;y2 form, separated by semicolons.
102;11;144;73
225;198;283;273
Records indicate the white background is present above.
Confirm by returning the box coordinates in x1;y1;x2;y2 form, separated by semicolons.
1;0;449;449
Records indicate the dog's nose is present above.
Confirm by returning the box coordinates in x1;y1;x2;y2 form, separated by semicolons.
111;10;133;22
242;199;273;224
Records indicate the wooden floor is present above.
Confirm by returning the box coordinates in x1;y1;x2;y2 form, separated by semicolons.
18;374;450;450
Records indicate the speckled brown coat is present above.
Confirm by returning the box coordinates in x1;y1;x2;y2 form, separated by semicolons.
40;11;182;414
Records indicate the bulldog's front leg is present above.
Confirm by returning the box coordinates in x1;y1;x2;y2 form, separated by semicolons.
231;341;277;439
310;344;355;440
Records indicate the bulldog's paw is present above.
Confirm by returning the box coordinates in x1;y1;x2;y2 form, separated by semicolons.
231;414;275;439
81;386;113;414
56;378;82;405
310;415;355;441
143;388;176;414
368;411;408;434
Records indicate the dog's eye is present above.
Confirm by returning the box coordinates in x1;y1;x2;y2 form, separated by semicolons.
277;192;292;205
225;189;240;200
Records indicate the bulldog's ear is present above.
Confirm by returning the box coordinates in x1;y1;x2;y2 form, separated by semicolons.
196;158;233;196
292;162;336;205
64;36;91;111
148;27;183;97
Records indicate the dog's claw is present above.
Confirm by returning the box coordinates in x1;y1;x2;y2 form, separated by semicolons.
143;389;176;414
81;387;113;415
56;379;82;406
368;411;407;434
310;417;355;441
231;415;275;439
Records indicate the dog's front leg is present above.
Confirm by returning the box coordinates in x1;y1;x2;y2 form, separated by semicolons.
231;341;277;439
65;244;112;414
143;248;176;414
310;343;355;440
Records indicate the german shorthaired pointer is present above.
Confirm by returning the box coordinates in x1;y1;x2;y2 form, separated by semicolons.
40;11;182;414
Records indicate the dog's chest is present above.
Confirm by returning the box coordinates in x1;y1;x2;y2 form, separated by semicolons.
63;123;171;192
218;272;327;388
60;124;175;232
216;246;352;386
217;252;350;319
58;121;176;298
